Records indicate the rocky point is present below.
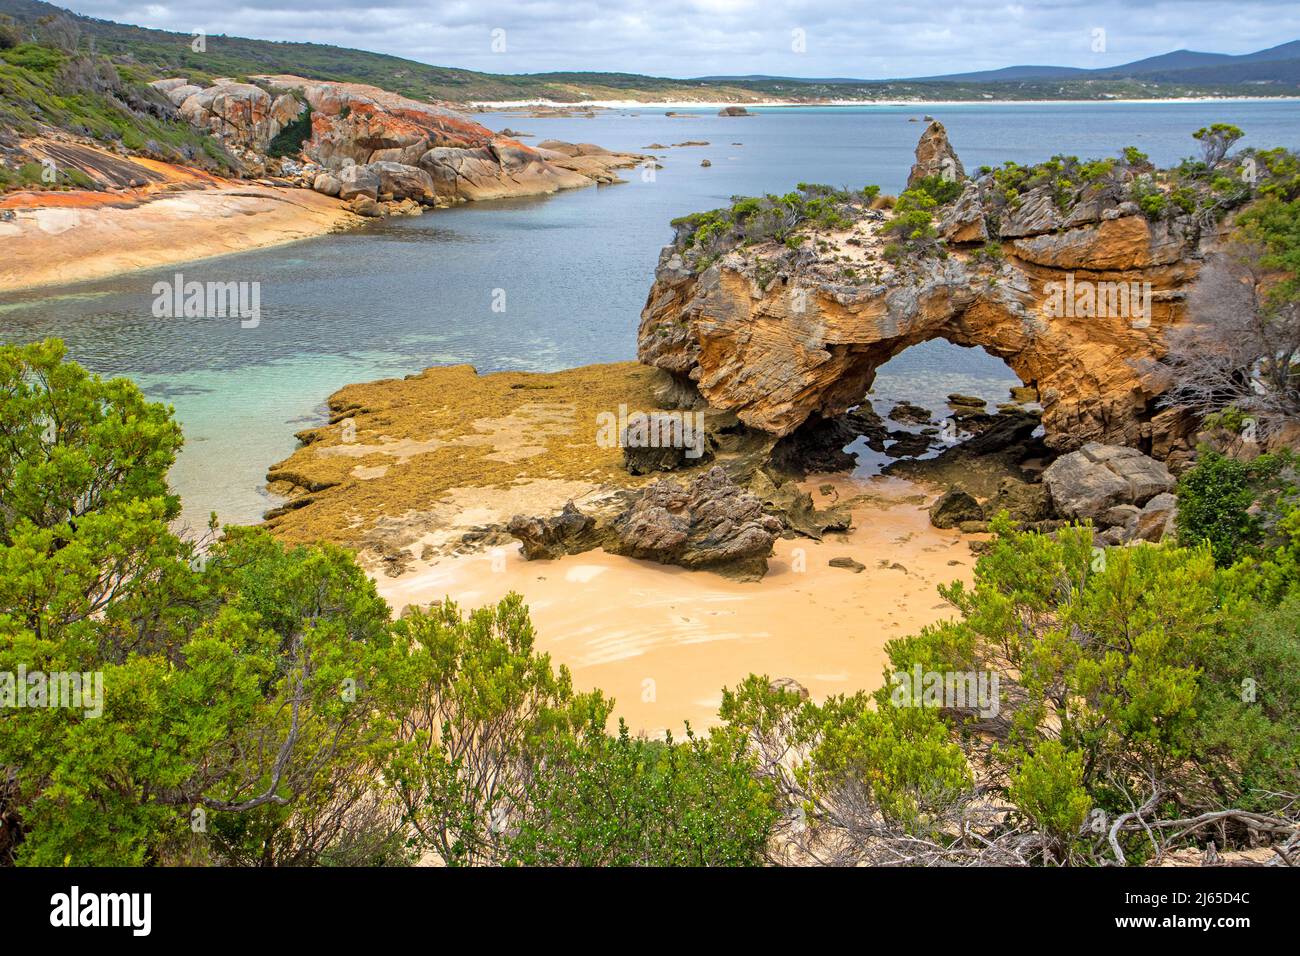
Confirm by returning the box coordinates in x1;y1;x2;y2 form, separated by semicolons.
637;121;1213;465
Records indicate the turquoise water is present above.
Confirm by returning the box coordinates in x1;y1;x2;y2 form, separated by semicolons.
2;101;1298;528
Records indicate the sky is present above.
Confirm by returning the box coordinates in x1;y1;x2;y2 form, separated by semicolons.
56;0;1300;78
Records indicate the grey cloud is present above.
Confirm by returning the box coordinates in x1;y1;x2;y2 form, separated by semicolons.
57;1;1300;78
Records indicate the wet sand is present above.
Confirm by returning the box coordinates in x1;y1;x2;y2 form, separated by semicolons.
376;474;977;736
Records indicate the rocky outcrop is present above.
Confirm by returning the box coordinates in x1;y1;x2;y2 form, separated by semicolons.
636;121;1212;459
152;74;648;203
929;490;984;529
612;467;782;578
1133;492;1178;542
507;502;604;560
505;466;783;580
938;182;987;243
336;163;381;201
155;78;302;160
1042;442;1175;520
908;120;965;188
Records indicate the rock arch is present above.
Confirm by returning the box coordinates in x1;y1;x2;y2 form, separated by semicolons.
637;125;1208;460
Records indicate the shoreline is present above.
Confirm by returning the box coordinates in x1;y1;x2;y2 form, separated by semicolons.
253;358;984;735
376;472;976;735
0;183;362;295
473;95;1300;110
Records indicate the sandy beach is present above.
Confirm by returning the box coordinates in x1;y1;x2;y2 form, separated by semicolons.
376;473;978;736
0;182;359;294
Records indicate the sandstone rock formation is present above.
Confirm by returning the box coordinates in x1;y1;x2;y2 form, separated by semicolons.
907;120;965;188
1041;442;1175;520
507;502;604;560
929;490;984;529
336;163;381;201
637;121;1213;461
1133;491;1178;542
612;467;782;578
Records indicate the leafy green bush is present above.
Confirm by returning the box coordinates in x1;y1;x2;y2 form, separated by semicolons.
507;719;776;865
1175;450;1295;566
909;173;963;205
1;42;63;71
0;15;20;52
884;185;941;250
1007;740;1091;855
265;101;312;158
671;182;878;265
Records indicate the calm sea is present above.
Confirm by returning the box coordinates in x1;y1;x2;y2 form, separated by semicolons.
3;101;1298;527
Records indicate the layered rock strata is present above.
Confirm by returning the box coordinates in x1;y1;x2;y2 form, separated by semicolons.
637;121;1213;461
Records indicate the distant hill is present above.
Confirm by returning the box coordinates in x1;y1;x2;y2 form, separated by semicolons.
912;41;1300;86
2;0;1298;104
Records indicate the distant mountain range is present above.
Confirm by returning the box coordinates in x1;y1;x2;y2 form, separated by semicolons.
2;0;1298;103
904;40;1300;85
692;40;1300;87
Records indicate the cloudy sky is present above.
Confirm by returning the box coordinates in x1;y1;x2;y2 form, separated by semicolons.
59;1;1300;78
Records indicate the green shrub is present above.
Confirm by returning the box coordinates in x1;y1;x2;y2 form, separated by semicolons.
2;43;63;71
1175;450;1294;566
910;173;963;205
0;15;20;52
266;101;312;158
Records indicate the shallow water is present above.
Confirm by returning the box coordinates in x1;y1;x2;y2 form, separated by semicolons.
2;101;1297;527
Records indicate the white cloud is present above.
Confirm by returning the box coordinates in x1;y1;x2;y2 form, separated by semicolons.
55;0;1300;77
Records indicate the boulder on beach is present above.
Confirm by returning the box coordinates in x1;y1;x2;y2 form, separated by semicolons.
929;489;984;529
612;467;783;580
312;173;342;197
1042;443;1175;521
504;466;783;580
337;163;380;201
368;161;436;202
506;501;600;560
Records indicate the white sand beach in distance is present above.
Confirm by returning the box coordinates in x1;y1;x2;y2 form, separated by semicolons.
473;96;1300;110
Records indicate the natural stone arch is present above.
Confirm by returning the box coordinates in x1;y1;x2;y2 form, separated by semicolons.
638;130;1210;461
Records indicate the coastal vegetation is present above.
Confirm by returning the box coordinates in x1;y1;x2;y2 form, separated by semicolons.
2;333;1297;866
0;11;235;177
2;0;1299;864
671;183;883;265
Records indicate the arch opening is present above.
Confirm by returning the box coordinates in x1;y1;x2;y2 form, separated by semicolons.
840;337;1046;481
